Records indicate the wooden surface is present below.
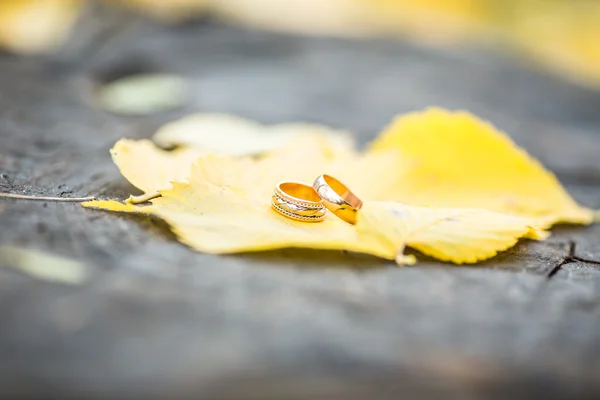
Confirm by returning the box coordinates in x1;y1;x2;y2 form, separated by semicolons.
1;8;600;399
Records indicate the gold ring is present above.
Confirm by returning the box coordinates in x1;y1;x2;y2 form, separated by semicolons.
313;174;363;225
271;181;326;222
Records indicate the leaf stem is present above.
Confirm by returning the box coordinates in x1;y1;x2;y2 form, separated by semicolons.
126;192;161;204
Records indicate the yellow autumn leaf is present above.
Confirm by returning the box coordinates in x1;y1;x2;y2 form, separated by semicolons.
368;108;594;227
83;154;543;265
83;107;594;265
152;113;354;157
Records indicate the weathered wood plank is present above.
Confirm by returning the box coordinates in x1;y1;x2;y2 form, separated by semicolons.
1;16;600;399
0;266;599;399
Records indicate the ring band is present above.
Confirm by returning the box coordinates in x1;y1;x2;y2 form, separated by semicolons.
271;181;326;222
313;174;363;225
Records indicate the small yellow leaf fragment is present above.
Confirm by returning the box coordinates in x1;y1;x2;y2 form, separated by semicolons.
0;246;87;284
126;192;161;204
357;201;546;265
368;108;594;226
97;73;187;116
395;253;417;266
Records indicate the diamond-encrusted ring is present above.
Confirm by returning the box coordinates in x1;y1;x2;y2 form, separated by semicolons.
271;181;326;222
313;174;363;225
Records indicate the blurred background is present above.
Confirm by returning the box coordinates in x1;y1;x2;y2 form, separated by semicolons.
1;2;600;399
1;0;599;90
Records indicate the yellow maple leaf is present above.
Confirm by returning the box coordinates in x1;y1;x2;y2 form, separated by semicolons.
368;108;594;227
84;154;543;265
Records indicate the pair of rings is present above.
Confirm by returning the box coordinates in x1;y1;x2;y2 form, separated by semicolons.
271;175;363;225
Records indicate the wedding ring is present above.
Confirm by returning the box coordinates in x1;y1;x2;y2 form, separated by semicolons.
313;174;363;225
271;181;326;222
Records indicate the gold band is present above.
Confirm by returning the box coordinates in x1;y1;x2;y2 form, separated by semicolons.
271;181;326;222
313;174;363;225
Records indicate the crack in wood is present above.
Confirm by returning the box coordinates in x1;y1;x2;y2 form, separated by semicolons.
547;241;576;279
547;259;573;279
571;256;600;266
545;241;600;278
